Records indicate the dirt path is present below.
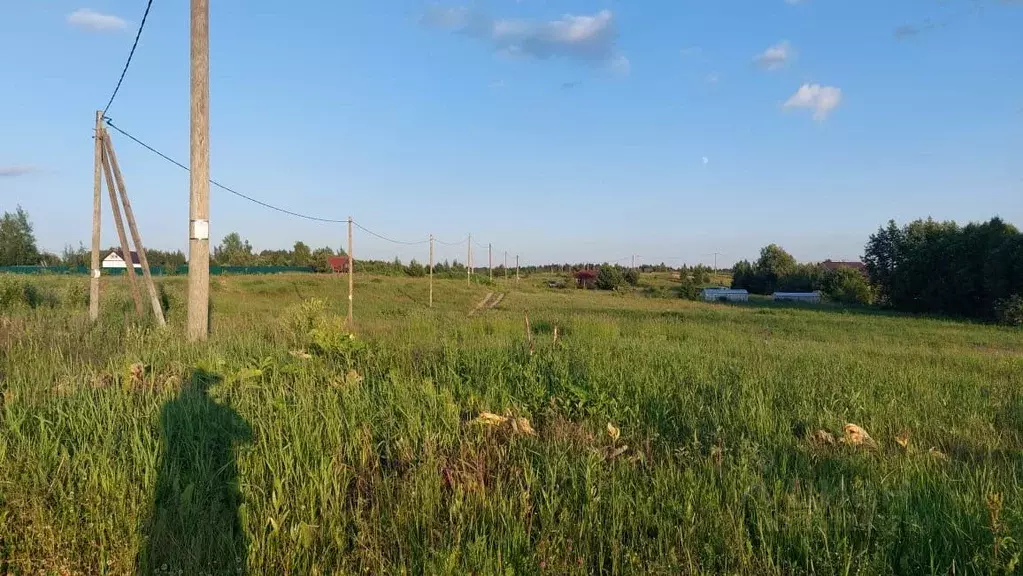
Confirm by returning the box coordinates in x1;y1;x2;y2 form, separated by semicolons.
469;292;506;316
468;292;494;316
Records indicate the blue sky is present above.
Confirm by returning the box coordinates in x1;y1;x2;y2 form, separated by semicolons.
1;0;1020;267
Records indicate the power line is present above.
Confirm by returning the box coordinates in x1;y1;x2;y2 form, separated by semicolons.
352;220;429;246
101;0;156;118
436;236;469;246
104;119;348;223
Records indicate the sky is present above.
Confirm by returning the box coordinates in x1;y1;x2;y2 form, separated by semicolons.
0;0;1021;267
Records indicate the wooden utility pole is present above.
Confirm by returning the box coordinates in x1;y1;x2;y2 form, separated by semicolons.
187;0;211;341
90;111;103;321
100;139;143;315
489;243;492;281
347;217;354;325
467;234;472;286
429;234;434;308
516;255;520;283
103;131;166;326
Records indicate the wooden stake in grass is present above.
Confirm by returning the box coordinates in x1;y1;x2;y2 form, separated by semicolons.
347;216;354;326
102;130;166;326
99;135;143;316
90;111;103;322
524;313;533;355
429;234;434;309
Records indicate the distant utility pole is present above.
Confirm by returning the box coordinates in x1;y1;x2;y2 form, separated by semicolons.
712;252;720;271
90;111;103;322
187;0;211;341
429;234;434;308
516;255;520;283
488;243;493;281
347;216;354;325
632;254;636;269
467;234;472;286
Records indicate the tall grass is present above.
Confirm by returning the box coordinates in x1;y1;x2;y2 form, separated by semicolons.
1;274;1021;574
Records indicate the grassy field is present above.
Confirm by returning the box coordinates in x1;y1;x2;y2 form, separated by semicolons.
1;273;1021;575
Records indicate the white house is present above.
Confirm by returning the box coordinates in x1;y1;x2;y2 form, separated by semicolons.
102;250;142;269
773;291;821;303
702;288;749;302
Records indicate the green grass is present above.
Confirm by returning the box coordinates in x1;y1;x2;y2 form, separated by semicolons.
1;273;1021;575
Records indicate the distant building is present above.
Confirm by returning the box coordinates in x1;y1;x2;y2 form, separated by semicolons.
821;260;866;274
773;291;821;303
328;256;350;273
702;288;749;302
102;249;142;269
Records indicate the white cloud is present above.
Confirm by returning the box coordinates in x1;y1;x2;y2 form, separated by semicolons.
754;41;794;70
0;165;36;178
424;7;628;73
702;156;710;165
67;8;128;32
784;83;842;120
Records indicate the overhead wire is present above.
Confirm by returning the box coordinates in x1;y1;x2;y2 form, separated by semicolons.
351;221;429;246
101;0;156;118
105;119;348;223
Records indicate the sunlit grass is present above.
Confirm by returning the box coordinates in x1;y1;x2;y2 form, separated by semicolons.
1;273;1021;574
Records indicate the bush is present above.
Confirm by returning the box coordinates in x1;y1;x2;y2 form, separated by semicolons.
0;276;23;310
406;260;426;278
62;280;89;309
624;268;640;286
677;277;700;300
596;266;625;291
821;268;873;306
995;295;1023;327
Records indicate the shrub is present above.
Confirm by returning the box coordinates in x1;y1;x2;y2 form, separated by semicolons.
624;268;640;286
596;266;625;291
61;281;89;309
995;295;1023;327
0;276;24;310
677;278;700;300
406;260;426;278
821;268;873;306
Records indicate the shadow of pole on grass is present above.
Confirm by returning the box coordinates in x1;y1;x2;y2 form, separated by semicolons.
140;368;251;575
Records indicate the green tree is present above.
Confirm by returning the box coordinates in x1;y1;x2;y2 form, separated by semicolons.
820;267;873;305
406;259;426;277
292;242;312;266
62;242;90;268
624;268;640;286
214;233;254;265
311;247;336;273
596;266;625;291
0;206;40;265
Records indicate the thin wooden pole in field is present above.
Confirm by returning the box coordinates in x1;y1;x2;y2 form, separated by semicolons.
429;234;434;308
187;0;211;341
467;234;471;287
489;243;492;281
347;216;354;326
90;111;103;321
102;130;166;326
100;138;143;316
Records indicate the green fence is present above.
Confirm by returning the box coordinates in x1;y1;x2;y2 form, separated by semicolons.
0;265;316;276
